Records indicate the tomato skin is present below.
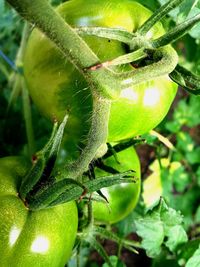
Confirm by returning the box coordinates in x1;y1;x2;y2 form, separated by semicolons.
93;147;141;224
0;157;78;267
24;0;177;143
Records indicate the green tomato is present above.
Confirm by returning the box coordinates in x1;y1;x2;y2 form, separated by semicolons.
93;146;141;224
24;0;177;143
0;157;78;267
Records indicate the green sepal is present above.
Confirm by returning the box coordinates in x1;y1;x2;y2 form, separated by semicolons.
50;171;135;206
82;194;108;204
169;65;200;95
103;138;144;160
28;178;86;210
19;115;68;199
29;171;135;210
39;114;68;161
95;161;120;175
85;171;135;193
87;165;108;203
19;157;46;199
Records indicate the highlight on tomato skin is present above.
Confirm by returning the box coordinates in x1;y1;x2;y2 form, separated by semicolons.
23;0;177;147
0;157;78;267
92;146;141;224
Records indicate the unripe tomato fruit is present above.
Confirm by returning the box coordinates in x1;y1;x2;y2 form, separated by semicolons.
0;157;78;267
93;146;141;224
24;0;177;143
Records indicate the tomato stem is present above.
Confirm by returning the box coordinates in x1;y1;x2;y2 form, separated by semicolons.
152;13;200;48
118;46;178;88
93;226;140;251
57;97;111;180
87;236;113;267
91;48;147;68
75;26;134;45
6;0;181;100
6;0;120;99
86;201;94;228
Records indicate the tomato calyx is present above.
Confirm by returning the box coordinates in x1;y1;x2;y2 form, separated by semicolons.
19;116;137;211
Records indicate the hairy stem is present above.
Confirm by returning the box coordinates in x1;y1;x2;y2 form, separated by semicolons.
57;97;111;180
118;46;178;88
138;0;184;35
76;26;134;45
152;13;200;48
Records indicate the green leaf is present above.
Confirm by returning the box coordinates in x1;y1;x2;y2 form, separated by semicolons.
165;120;181;133
135;199;187;257
177;239;200;266
115;209;141;237
176;97;200;127
165;225;188;252
186;147;200;164
136;0;159;11
135;203;165;257
141;133;157;145
187;7;200;39
170;190;198;230
179;0;198;20
170;166;190;193
176;132;194;153
185;245;200;267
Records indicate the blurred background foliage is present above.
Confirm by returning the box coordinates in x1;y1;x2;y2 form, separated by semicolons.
0;0;200;266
